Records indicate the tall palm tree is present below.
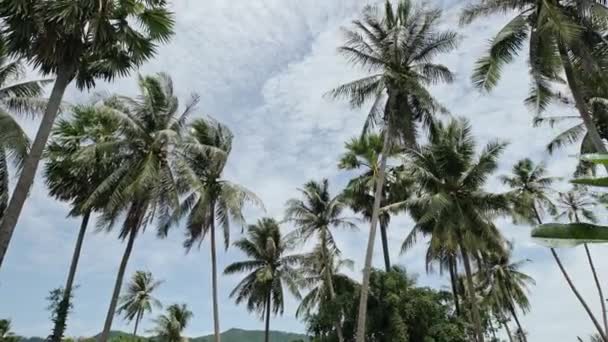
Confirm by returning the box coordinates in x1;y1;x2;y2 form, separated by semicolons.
44;105;120;341
0;43;49;221
224;218;302;342
83;73;192;342
501;159;607;341
460;0;608;158
159;118;262;342
0;0;175;268
151;304;193;342
330;2;458;339
403;118;510;342
118;271;163;336
285;179;356;342
556;189;606;335
338;134;411;271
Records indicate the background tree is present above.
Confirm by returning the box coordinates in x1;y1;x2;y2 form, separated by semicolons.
0;0;175;268
329;2;458;339
0;319;18;342
118;271;163;336
151;304;192;342
224;218;302;342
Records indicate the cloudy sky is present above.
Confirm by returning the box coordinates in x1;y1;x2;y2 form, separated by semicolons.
1;0;607;341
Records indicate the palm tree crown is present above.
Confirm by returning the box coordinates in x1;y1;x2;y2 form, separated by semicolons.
118;271;163;336
151;304;193;342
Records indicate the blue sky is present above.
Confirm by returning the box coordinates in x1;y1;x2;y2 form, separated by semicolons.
1;0;607;341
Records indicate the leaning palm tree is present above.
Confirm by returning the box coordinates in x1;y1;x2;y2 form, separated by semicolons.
44;105;120;340
285;180;356;342
502;159;607;341
118;271;163;336
151;304;193;342
83;74;191;342
403;118;510;342
224;218;302;342
159;118;262;342
0;0;175;268
329;2;458;339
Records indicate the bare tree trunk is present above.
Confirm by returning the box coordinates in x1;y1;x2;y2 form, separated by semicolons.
99;227;138;342
264;290;272;342
508;303;527;342
321;236;344;342
0;66;73;268
210;218;221;342
503;321;514;342
133;310;142;336
355;125;391;342
584;243;608;336
460;243;484;342
448;256;461;317
379;221;391;272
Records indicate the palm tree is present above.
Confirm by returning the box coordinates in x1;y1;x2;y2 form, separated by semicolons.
285;179;356;342
44;105;120;340
118;271;163;336
502;159;608;341
224;218;302;342
556;189;606;335
0;319;18;342
403;118;510;342
159;118;262;342
0;43;49;221
151;304;193;342
329;2;458;339
0;0;175;269
460;0;608;158
338;134;411;271
84;74;192;342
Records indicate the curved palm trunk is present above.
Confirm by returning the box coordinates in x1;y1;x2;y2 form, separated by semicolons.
502;321;514;342
508;303;527;342
133;310;142;336
355;124;391;342
0;66;73;269
210;219;221;342
264;290;272;342
51;211;91;341
459;242;484;342
448;256;461;317
584;243;608;335
99;227;139;342
379;220;391;272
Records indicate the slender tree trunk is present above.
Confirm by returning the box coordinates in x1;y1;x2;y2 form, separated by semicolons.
355;124;391;342
584;243;608;336
379;221;391;272
502;322;514;342
508;303;527;342
133;310;142;336
50;211;91;341
459;242;484;342
99;227;139;342
448;256;461;317
533;204;608;341
320;237;344;342
0;66;73;269
210;219;221;342
264;290;272;342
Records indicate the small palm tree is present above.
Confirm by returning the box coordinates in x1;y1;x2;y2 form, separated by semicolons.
0;0;175;268
118;271;163;336
0;319;18;342
330;2;458;339
224;218;302;342
151;304;193;342
159;118;262;342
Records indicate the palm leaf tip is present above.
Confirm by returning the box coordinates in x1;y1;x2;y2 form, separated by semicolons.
531;223;608;247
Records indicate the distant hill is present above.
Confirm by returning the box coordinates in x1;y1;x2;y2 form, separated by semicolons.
18;328;308;342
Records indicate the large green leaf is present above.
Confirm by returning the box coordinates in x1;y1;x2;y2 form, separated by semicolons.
581;153;608;165
571;177;608;188
531;223;608;247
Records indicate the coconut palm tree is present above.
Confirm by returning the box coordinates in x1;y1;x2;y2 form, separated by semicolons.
0;0;175;268
338;134;411;271
158;118;262;342
285;179;356;342
0;44;49;221
151;304;193;342
403;118;510;342
83;73;193;342
118;271;163;336
44;105;120;341
224;218;302;342
329;2;458;339
0;319;18;342
502;159;608;341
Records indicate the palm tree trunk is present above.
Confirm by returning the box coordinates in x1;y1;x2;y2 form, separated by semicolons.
355;123;391;342
448;256;461;317
533;204;608;341
51;211;91;341
584;243;608;335
508;303;527;342
459;242;484;342
379;220;391;272
264;289;272;342
133;310;142;336
210;219;221;342
503;321;514;342
0;65;73;269
99;227;139;342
